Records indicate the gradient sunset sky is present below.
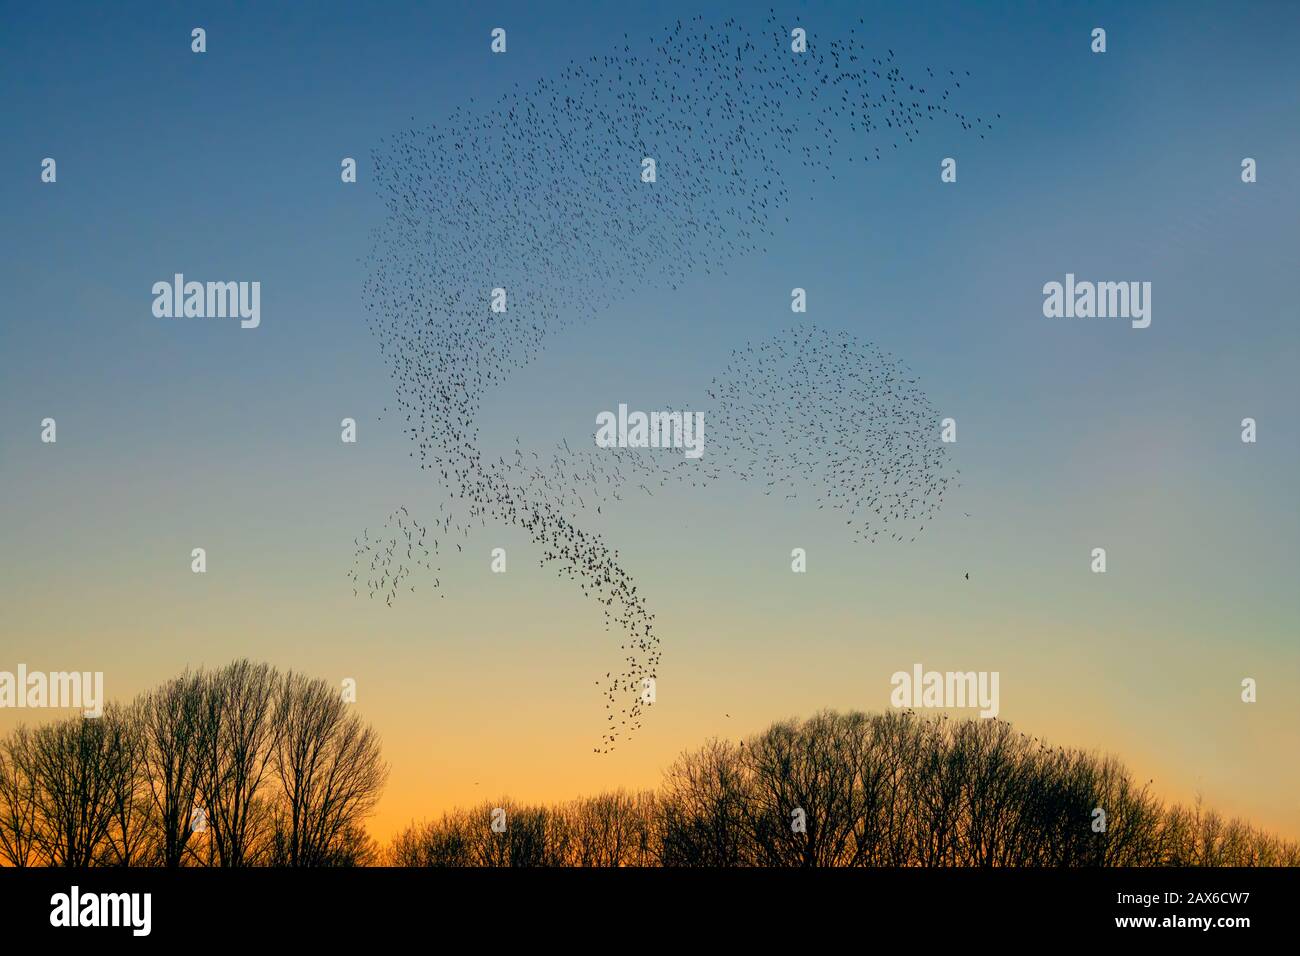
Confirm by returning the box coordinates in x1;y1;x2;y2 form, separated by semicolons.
2;0;1298;843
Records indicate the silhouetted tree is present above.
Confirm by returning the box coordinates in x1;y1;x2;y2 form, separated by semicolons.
0;661;390;868
97;703;150;866
269;672;387;866
198;660;282;866
4;693;1296;868
389;710;1300;868
26;710;132;866
138;670;207;868
657;739;753;866
0;726;41;867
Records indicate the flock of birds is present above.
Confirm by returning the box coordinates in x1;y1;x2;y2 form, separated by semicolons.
346;505;437;606
700;327;956;543
353;13;992;750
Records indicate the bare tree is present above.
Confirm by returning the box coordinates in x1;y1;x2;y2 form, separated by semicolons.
199;660;282;866
26;712;132;866
388;812;476;866
472;801;551;866
0;726;41;866
138;670;207;867
657;739;752;865
743;711;879;866
97;703;151;866
270;672;387;866
568;791;655;866
8;682;1298;870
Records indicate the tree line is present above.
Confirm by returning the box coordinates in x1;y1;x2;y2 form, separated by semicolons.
390;710;1299;866
0;660;386;867
5;677;1293;867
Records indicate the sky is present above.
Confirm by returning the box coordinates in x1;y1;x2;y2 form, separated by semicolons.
2;0;1298;843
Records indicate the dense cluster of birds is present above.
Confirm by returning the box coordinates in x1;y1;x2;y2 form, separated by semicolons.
698;326;955;542
355;13;992;750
